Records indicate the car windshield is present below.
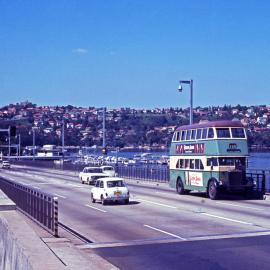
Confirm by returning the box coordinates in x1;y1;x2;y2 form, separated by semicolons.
103;167;113;171
107;180;125;188
87;168;102;173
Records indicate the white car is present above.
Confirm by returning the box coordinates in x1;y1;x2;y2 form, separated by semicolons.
100;165;117;177
91;177;130;205
2;161;11;169
79;167;108;185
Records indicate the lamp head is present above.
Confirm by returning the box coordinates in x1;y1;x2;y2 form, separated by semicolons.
178;84;183;92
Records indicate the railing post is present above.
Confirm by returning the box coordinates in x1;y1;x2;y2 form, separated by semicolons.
53;197;59;237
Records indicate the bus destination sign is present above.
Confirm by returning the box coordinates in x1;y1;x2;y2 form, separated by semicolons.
176;143;205;154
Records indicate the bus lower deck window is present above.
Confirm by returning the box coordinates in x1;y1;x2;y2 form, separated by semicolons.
207;158;218;166
184;159;190;168
190;159;195;169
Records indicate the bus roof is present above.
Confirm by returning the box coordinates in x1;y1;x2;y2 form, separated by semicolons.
176;120;243;131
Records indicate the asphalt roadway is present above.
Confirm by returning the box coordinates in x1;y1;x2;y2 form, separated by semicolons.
1;165;270;270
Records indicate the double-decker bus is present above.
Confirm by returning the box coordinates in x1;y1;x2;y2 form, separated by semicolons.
169;120;254;199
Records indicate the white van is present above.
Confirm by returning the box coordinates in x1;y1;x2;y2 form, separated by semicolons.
100;166;117;177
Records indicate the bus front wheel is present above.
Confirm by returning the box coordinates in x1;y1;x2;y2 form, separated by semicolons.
208;180;219;200
176;179;185;195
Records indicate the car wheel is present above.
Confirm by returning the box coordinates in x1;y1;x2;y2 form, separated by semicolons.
101;196;106;205
208;180;219;200
124;198;129;204
91;193;95;203
176;178;185;195
81;177;84;184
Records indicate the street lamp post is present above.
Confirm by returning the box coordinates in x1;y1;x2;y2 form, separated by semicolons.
178;79;193;125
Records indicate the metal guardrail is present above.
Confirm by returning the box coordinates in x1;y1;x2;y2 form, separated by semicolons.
0;177;58;236
117;165;169;182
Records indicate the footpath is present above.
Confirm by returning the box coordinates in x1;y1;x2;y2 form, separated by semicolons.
0;189;118;270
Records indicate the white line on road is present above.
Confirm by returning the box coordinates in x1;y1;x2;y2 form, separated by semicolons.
137;198;177;209
201;213;253;225
144;225;186;240
69;184;83;188
53;193;66;199
216;202;263;211
85;204;107;213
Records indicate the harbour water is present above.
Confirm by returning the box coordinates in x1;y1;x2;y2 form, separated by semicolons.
83;150;270;171
248;152;270;170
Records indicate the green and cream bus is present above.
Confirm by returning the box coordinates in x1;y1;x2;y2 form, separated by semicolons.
169;120;254;199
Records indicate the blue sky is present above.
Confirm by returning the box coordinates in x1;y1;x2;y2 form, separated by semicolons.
1;0;270;108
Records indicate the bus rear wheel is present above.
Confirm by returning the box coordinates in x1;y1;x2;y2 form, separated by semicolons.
208;180;219;200
176;179;185;195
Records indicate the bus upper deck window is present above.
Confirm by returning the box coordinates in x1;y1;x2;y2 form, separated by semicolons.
196;129;202;140
191;129;196;140
216;128;231;138
184;159;190;168
176;132;181;141
186;130;191;140
231;128;245;138
208;128;214;138
181;130;186;141
202;128;207;139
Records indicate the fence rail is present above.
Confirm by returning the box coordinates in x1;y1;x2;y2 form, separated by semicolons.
0;177;58;236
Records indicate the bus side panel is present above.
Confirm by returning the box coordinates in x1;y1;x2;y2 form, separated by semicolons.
169;169;185;189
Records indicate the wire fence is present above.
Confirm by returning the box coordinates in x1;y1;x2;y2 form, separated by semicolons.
0;177;58;236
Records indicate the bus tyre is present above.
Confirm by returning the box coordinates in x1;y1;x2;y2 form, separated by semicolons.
176;179;185;195
208;180;219;200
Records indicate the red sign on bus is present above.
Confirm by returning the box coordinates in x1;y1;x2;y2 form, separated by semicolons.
176;143;205;154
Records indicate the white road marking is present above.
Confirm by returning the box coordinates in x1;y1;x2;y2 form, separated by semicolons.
137;198;177;209
201;213;253;225
216;201;263;211
144;225;186;240
53;193;66;199
69;184;84;188
85;204;107;213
